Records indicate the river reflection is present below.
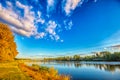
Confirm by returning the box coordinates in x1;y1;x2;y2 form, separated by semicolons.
26;61;120;80
41;61;120;72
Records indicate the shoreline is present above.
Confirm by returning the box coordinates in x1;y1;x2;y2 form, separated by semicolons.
0;61;70;80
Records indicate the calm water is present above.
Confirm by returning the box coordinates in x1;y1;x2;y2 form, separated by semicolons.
26;61;120;80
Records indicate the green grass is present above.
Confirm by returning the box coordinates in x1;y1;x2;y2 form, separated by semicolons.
32;64;49;71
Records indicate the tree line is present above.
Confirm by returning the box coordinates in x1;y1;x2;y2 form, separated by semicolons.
44;51;120;61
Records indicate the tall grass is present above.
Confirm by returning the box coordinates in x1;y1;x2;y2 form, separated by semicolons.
19;63;70;80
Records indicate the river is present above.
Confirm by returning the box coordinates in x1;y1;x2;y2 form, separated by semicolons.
26;61;120;80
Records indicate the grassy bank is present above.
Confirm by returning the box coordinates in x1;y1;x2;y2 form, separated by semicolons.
0;61;31;80
19;63;70;80
0;61;70;80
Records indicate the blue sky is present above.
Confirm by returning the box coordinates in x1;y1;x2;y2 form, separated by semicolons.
0;0;120;57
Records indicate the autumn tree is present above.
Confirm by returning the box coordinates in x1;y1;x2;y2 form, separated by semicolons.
0;22;18;61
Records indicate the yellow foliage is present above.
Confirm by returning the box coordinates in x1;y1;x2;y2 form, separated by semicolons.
0;22;18;61
19;63;70;80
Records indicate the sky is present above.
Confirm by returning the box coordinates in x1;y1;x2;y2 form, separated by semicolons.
0;0;120;57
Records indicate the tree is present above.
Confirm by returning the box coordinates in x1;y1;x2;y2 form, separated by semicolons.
113;52;120;60
65;56;71;61
99;51;111;60
0;23;18;61
73;55;80;60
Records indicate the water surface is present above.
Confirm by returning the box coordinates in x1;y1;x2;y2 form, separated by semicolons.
26;61;120;80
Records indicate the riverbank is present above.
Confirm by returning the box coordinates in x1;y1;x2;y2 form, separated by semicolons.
0;61;70;80
29;61;120;80
0;61;31;80
19;63;70;80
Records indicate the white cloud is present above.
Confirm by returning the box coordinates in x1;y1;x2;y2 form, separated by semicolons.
37;11;41;18
46;20;57;34
6;1;12;7
47;0;54;7
68;20;73;29
16;1;26;9
0;0;84;41
11;26;32;37
63;0;82;16
35;32;46;39
0;1;61;41
55;35;60;40
0;1;35;36
47;0;55;13
0;1;45;39
46;20;60;40
35;11;45;24
64;20;73;30
36;18;45;24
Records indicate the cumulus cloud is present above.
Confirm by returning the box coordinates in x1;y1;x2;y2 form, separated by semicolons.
68;21;73;29
11;26;32;37
0;0;87;41
47;0;54;7
6;1;12;7
0;1;45;38
36;11;45;24
46;21;57;35
35;32;46;39
63;0;97;16
46;20;60;40
63;0;82;16
64;20;73;30
47;0;56;13
16;1;26;9
0;1;61;41
0;1;35;37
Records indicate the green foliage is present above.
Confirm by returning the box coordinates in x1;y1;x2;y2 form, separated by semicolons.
84;56;94;61
101;51;111;60
93;51;120;61
32;64;49;71
44;51;120;61
31;64;40;70
73;55;80;60
39;66;49;71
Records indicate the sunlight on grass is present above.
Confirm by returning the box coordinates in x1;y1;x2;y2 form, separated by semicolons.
19;63;70;80
0;62;32;80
